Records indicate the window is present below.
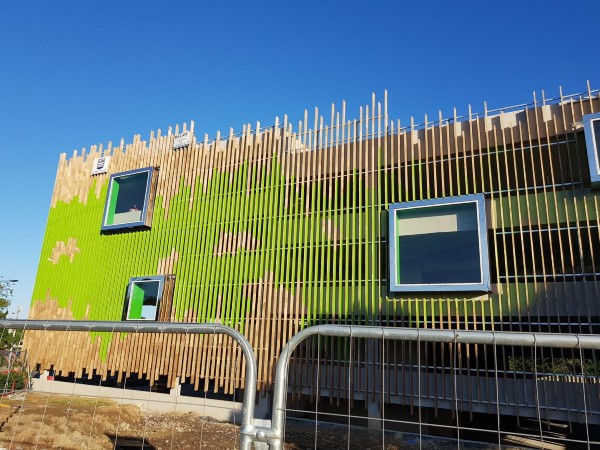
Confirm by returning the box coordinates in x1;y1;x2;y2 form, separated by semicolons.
388;194;490;293
101;167;155;231
583;112;600;187
125;276;164;320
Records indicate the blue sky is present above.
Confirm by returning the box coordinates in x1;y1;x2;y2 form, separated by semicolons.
1;0;599;317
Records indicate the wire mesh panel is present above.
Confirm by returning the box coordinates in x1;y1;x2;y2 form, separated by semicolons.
0;320;256;450
273;326;600;450
1;320;599;449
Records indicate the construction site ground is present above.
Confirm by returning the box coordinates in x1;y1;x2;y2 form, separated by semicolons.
0;392;509;449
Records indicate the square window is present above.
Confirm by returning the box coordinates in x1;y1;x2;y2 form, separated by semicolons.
101;167;155;231
125;276;164;320
389;194;490;293
583;112;600;187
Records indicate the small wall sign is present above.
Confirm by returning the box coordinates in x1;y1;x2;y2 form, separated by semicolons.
173;132;191;150
91;156;110;175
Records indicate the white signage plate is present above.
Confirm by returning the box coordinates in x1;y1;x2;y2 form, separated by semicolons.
173;132;191;150
91;156;110;175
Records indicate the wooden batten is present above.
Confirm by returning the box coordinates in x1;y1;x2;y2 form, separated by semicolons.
23;85;600;414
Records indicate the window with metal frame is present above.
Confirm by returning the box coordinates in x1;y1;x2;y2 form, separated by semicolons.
388;194;490;293
583;112;600;187
125;276;164;321
101;167;155;231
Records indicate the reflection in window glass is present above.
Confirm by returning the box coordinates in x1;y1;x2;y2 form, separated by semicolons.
104;171;149;227
396;203;481;286
127;279;160;320
594;119;600;170
583;113;600;187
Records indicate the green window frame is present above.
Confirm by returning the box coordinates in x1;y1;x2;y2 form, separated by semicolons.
125;276;164;321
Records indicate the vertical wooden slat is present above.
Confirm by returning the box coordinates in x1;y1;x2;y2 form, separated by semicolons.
528;92;556;422
26;89;600;424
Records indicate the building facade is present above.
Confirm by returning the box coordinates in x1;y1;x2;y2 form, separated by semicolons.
25;85;600;424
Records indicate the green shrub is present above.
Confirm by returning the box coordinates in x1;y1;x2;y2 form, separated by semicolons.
0;370;28;391
508;356;600;376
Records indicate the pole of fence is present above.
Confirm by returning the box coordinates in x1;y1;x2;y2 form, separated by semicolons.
0;319;259;450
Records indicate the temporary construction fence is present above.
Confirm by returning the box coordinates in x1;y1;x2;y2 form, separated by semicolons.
1;319;599;449
266;324;600;450
0;319;256;449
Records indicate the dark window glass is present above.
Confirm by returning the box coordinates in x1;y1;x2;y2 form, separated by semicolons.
593;119;600;161
127;280;160;320
396;203;481;285
105;171;149;226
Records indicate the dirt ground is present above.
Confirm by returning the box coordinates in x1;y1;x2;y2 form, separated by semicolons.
1;392;239;450
0;392;502;449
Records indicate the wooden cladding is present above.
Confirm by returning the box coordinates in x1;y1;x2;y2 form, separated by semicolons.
157;276;176;321
25;85;600;413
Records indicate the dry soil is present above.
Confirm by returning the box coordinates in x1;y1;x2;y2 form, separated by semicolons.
0;392;501;449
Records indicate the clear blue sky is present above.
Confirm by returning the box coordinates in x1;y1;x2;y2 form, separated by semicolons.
1;0;599;317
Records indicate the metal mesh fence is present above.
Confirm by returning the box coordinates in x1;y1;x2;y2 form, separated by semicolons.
1;320;598;449
0;320;253;450
272;326;600;450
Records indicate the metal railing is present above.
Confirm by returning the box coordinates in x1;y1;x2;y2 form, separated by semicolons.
2;320;599;449
0;319;258;450
246;325;600;450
